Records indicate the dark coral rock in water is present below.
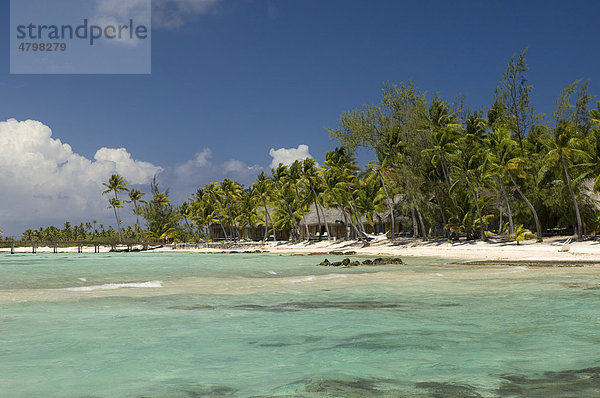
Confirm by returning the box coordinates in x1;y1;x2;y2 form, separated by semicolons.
497;367;600;397
415;382;482;398
175;384;237;397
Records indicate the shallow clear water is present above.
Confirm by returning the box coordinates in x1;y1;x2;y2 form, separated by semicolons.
1;253;600;397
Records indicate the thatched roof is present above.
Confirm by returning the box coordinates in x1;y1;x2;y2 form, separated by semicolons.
300;204;408;226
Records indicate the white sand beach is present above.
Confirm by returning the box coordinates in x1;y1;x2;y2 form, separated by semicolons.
3;236;599;263
161;235;600;263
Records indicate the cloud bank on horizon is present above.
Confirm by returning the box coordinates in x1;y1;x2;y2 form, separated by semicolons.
0;119;162;234
0;119;313;236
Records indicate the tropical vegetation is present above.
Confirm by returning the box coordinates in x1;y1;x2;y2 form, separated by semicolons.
10;50;600;243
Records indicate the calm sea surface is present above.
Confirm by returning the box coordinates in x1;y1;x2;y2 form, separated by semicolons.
1;252;600;397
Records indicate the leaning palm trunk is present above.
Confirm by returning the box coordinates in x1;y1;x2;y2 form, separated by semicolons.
282;196;299;240
433;189;449;239
378;170;395;239
415;204;427;241
226;204;237;242
294;186;311;241
508;172;543;242
411;207;419;238
310;183;331;241
561;155;583;240
338;206;351;239
215;212;229;242
346;187;367;237
498;177;514;235
469;184;487;241
345;205;365;241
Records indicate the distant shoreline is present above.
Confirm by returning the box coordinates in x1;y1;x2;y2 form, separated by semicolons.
3;235;600;264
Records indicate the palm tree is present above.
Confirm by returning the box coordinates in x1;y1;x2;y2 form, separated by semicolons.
178;201;198;242
236;188;260;240
220;179;243;241
205;182;229;241
288;160;311;240
252;171;277;242
449;115;489;241
542;120;587;240
128;189;146;242
102;174;129;242
272;164;300;240
366;161;396;239
487;128;543;241
302;158;331;241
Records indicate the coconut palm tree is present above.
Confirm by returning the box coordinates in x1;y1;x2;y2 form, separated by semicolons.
302;158;331;241
272;164;300;240
365;160;396;239
102;174;129;242
487;128;543;242
205;182;229;241
236;188;260;240
252;171;277;242
220;179;243;241
128;189;146;242
288;160;311;240
449;117;490;241
542;120;588;240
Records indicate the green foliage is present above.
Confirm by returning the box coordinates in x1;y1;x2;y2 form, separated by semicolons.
511;224;536;245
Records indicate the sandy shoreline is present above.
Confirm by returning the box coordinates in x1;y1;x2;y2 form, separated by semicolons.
3;235;599;263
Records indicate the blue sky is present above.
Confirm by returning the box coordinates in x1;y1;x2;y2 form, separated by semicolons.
1;0;599;235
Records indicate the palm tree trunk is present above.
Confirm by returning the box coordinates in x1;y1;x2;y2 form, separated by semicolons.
345;205;365;241
134;203;141;242
262;198;270;242
415;205;427;241
311;184;331;241
469;184;487;241
216;213;229;242
508;172;543;242
294;185;311;241
113;193;123;242
282;195;299;240
226;204;237;242
111;204;122;242
561;155;583;240
338;206;350;239
378;170;395;239
411;207;419;238
498;177;514;235
433;189;449;239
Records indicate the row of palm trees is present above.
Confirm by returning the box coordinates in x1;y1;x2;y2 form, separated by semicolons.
176;154;391;244
15;51;600;244
96;50;600;244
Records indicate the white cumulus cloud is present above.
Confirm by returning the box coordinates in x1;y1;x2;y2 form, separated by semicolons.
0;119;162;235
268;144;314;169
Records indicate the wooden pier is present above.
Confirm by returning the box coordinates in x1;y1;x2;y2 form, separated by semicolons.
1;241;163;254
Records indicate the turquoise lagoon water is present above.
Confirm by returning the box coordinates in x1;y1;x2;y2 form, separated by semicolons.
1;252;600;397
